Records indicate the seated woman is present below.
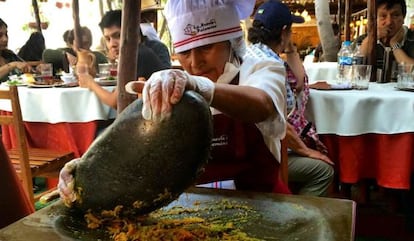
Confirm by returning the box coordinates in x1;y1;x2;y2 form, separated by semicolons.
247;1;334;197
0;18;31;82
58;0;290;206
17;31;45;67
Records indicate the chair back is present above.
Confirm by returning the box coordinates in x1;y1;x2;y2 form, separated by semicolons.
0;86;34;204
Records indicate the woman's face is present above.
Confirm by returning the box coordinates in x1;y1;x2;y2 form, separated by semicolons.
176;41;231;82
0;25;8;51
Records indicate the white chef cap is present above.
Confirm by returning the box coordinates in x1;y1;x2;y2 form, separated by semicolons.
164;0;255;53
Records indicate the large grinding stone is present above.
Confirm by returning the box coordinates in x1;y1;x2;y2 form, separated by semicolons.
72;91;212;214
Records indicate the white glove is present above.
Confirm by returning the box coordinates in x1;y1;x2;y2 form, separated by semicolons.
57;158;80;207
142;69;215;121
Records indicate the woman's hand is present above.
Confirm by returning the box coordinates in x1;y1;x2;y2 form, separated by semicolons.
58;158;80;207
9;61;32;73
140;69;214;121
304;148;334;166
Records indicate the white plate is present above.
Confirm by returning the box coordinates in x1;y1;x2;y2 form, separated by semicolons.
5;81;27;86
27;83;55;88
395;86;414;92
94;77;117;86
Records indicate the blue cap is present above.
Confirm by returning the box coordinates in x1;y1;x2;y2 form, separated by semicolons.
254;0;305;30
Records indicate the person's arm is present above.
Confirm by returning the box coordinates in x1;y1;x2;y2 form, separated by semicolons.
285;123;334;165
211;60;286;123
390;27;414;64
211;84;275;123
0;63;14;79
284;42;305;92
78;73;117;109
0;61;31;79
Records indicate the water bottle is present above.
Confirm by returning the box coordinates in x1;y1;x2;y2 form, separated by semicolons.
337;41;353;84
352;43;365;65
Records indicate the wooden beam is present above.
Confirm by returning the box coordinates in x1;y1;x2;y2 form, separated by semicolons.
32;0;42;33
367;0;377;82
72;0;83;49
117;0;141;112
344;0;351;41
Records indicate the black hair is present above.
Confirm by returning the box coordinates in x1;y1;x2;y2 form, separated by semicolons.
247;19;288;46
0;18;7;28
63;29;71;44
17;32;45;61
377;0;407;17
99;10;122;31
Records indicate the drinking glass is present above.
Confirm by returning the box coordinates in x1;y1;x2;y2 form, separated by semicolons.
98;63;111;78
39;63;53;78
397;63;414;88
352;65;371;90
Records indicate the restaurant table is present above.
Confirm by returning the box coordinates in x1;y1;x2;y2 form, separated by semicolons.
0;85;116;158
304;61;338;84
306;82;414;189
0;187;356;241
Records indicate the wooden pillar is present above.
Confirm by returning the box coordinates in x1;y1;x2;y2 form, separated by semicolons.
338;0;344;42
32;0;42;33
344;0;351;41
117;0;141;112
72;0;83;49
367;0;377;82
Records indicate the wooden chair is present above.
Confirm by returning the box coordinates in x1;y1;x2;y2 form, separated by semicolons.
0;86;75;205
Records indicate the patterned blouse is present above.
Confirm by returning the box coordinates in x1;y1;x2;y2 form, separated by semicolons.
285;65;328;154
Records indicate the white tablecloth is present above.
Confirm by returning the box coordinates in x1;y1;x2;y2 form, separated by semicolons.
0;85;116;123
304;62;338;84
306;83;414;135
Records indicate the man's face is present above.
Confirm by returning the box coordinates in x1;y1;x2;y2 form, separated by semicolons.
377;3;405;38
0;26;8;51
102;25;121;60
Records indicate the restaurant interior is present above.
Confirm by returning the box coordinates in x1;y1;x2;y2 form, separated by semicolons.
0;0;414;240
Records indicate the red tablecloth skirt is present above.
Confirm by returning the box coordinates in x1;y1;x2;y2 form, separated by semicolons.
320;133;414;189
1;112;100;189
2;121;98;158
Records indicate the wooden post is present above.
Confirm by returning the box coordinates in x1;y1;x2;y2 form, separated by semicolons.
117;0;141;112
367;0;377;82
32;0;42;33
344;0;351;41
72;0;83;49
338;0;344;42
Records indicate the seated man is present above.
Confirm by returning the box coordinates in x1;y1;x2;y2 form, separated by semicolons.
359;0;414;81
77;10;169;109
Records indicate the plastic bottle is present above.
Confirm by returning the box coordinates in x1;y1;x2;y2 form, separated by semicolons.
337;41;353;84
352;43;365;65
